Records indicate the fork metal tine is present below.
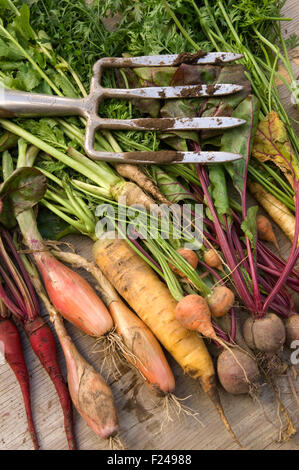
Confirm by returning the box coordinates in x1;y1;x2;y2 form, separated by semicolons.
84;150;243;164
103;84;243;100
93;53;243;71
95;117;246;132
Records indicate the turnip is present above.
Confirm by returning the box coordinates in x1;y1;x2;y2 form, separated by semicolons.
217;349;260;395
243;313;286;352
285;314;299;346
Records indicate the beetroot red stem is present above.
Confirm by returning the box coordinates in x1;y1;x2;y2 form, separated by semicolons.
240;100;262;313
0;264;27;313
262;180;299;314
257;263;299;291
0;283;24;319
196;164;256;312
2;230;40;316
231;226;251;272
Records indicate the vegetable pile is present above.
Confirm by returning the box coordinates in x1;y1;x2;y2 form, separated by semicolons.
0;0;298;450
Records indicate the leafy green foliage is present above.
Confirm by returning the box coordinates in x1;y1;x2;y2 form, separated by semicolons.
151;166;195;203
0;167;47;227
19;118;67;150
37;205;71;240
208;164;230;218
285;33;299;49
241;205;258;249
223;95;261;197
14;4;35;41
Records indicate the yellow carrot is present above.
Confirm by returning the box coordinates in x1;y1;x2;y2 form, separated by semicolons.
249;181;298;245
93;237;214;385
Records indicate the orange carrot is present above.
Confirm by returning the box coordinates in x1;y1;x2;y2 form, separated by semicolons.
169;248;198;277
256;214;279;249
203;249;223;271
93;237;243;447
175;294;216;339
207;286;235;318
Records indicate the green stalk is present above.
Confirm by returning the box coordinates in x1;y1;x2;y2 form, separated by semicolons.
248;167;295;211
62;182;95;233
36;168;64;188
6;0;19;15
253;26;296;88
259;162;294;197
268;53;279;112
248;166;293;208
101;130;122;153
161;0;200;51
0;24;61;95
2;151;14;179
17;139;28;168
45;188;77;214
71;180;111;199
0;119;119;191
66;147;121;188
143;239;184;302
26;146;40;167
41;199;90;235
57;56;88;98
203;0;226;42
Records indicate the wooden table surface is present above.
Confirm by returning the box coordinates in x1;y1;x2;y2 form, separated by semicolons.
1;0;299;451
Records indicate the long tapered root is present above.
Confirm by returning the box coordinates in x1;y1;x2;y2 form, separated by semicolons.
200;376;244;449
114;164;172;205
111;181;159;213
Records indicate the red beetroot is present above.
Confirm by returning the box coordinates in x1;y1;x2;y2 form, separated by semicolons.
0;316;39;449
24;316;76;450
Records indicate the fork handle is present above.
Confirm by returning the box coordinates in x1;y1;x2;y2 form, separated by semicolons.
0;88;87;118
